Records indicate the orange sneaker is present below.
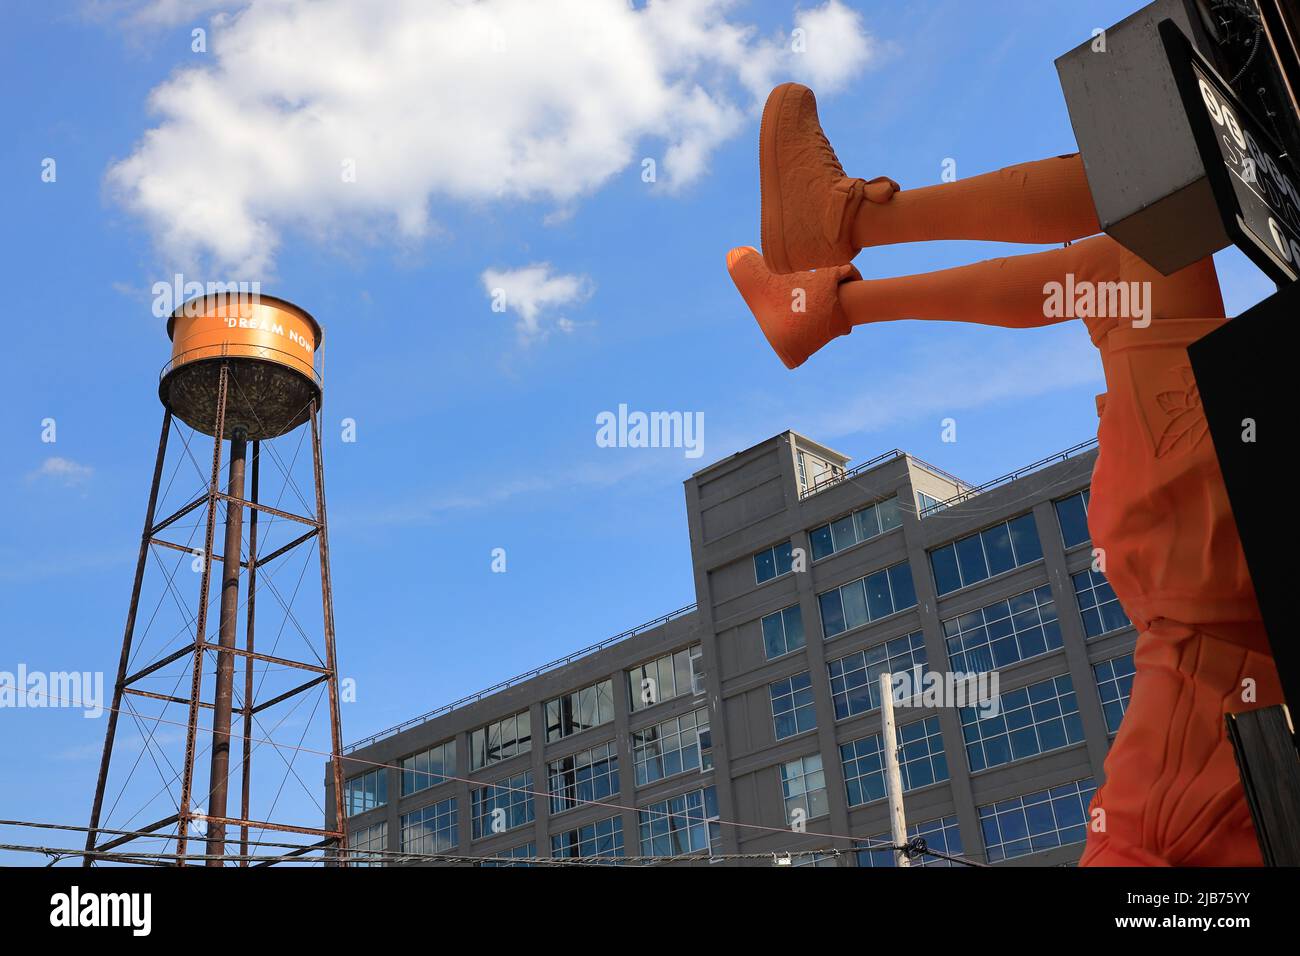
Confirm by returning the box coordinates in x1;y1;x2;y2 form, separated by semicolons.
760;82;898;274
727;246;860;369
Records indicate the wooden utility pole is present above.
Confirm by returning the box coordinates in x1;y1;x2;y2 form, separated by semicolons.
880;673;910;867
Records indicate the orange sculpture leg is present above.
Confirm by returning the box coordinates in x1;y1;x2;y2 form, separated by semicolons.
732;82;1281;866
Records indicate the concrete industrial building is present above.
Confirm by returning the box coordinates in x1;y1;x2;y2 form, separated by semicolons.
329;431;1136;866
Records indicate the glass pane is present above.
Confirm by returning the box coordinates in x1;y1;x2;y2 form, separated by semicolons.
762;613;785;658
831;515;857;550
931;546;961;595
1055;494;1090;548
782;605;805;651
888;563;917;611
810;525;834;560
819;590;845;638
841;579;869;631
982;523;1015;576
855;506;881;541
955;534;988;587
1008;513;1043;565
754;549;776;583
864;571;892;620
877;496;902;530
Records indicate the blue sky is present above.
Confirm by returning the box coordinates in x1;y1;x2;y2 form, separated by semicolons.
0;0;1278;860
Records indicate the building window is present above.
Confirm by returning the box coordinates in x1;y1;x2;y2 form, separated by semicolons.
470;772;535;839
344;768;387;817
547;741;619;815
545;679;615;742
349;821;387;867
481;842;535;867
858;815;963;868
1054;489;1091;549
551;816;625;861
840;715;948;807
1093;653;1136;735
770;671;817;740
754;540;795;584
827;630;928;720
916;491;947;516
979;779;1097;862
627;643;703;711
632;707;712;786
469;710;532;770
638;786;719;858
960;674;1084;773
942;584;1062;673
761;604;806;660
808;496;902;560
929;513;1043;596
1072;568;1130;638
818;561;918;639
400;796;457;855
779;754;828;823
399;739;455;797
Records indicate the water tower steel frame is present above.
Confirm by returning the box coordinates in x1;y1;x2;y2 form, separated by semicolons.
83;293;349;866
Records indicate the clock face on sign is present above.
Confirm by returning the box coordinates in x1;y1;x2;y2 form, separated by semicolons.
1194;60;1300;280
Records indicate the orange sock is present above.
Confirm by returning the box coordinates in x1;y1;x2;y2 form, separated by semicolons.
854;154;1101;248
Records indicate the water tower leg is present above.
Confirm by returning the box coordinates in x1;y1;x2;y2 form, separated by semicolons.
238;440;259;865
83;409;172;866
311;401;349;865
205;426;248;864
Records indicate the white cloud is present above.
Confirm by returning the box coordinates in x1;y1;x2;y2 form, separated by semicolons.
789;0;876;90
481;263;593;343
27;457;95;488
105;0;879;276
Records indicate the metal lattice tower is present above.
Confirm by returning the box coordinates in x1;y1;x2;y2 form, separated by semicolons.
83;293;348;866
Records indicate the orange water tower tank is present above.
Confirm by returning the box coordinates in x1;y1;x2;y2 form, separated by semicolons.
160;293;323;439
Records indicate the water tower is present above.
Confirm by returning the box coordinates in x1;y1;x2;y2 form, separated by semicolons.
84;292;350;866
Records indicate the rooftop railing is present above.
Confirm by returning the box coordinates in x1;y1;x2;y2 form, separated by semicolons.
343;602;698;754
918;438;1099;518
799;448;971;500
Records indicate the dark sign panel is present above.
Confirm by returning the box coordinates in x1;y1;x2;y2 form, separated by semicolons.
1162;19;1300;284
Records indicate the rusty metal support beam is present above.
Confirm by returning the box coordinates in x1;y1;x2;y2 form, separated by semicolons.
239;440;259;865
253;527;319;569
312;401;349;866
250;674;329;715
205;428;248;864
199;814;342;839
149;536;235;566
177;363;229;864
89;813;180;854
84;409;172;867
251;837;336;867
123;687;213;709
213;492;319;528
150;493;206;537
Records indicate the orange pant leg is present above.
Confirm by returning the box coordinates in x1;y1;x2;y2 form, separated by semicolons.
1080;621;1281;866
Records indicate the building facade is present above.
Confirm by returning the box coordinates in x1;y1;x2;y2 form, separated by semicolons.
330;431;1136;866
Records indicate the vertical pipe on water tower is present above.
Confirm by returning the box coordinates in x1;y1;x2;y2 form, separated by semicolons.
206;427;248;863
